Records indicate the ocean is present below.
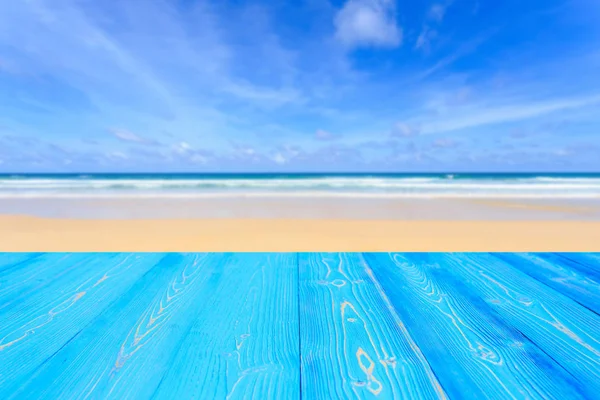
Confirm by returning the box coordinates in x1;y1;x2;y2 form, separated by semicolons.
1;173;600;198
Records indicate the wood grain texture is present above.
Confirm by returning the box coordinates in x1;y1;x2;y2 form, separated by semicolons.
0;252;599;399
0;253;42;273
0;254;166;391
0;253;122;314
492;253;600;314
436;253;600;395
538;253;600;284
299;252;446;399
363;253;596;399
5;254;229;398
0;253;88;307
151;252;299;399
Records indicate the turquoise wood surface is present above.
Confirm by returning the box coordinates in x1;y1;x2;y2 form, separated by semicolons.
0;252;598;399
152;253;299;399
299;253;445;399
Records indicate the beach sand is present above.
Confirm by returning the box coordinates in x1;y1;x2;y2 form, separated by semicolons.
1;216;599;252
1;197;599;252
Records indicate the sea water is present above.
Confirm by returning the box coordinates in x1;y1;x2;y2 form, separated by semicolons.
0;173;599;198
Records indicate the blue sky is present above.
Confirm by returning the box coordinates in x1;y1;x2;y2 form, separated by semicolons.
0;0;599;172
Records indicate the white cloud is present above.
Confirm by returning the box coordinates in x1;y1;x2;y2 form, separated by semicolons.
109;128;156;145
429;4;447;22
189;154;208;164
107;151;128;160
420;94;600;134
172;141;192;154
414;3;450;53
334;0;402;49
221;81;301;107
0;0;311;146
232;144;257;157
272;153;287;164
416;33;490;81
415;26;437;52
391;122;419;137
432;138;456;148
315;129;339;141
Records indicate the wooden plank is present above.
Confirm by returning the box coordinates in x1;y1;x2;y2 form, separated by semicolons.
0;253;125;314
556;253;600;265
2;251;598;398
151;253;299;400
492;253;600;314
582;253;600;262
299;252;446;399
0;253;43;273
537;253;600;283
0;253;181;397
364;253;593;399
0;253;88;305
406;253;600;396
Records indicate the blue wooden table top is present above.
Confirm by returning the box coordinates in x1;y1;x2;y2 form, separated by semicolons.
0;253;599;399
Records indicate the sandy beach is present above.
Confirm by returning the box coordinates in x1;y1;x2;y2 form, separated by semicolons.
0;196;598;251
1;216;599;252
1;196;598;252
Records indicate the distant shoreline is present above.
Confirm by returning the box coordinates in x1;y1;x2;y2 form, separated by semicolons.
2;196;600;220
2;173;598;252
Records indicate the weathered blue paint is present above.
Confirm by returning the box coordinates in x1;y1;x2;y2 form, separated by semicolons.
0;252;598;399
492;253;600;314
299;253;445;399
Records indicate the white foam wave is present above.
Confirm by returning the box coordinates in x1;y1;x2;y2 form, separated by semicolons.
1;176;599;198
2;178;600;190
0;191;598;199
